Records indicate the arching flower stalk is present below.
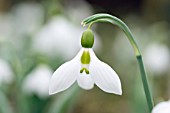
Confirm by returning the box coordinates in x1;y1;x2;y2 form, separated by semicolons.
49;29;122;95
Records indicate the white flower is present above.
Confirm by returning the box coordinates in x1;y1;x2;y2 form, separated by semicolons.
32;16;80;59
143;43;170;75
49;29;122;95
152;100;170;113
0;58;13;85
49;48;122;95
23;65;52;98
12;2;44;35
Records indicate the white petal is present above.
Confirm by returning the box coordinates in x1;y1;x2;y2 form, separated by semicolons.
77;72;94;90
152;100;170;113
49;49;83;94
89;49;122;95
49;60;79;94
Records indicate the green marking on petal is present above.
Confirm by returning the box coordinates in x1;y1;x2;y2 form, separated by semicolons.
80;68;90;74
81;50;90;64
80;68;84;73
85;68;89;74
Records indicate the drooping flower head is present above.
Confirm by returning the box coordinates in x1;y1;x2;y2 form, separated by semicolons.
49;29;122;95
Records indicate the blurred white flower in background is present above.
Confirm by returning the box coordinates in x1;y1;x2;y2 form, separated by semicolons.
32;16;80;59
0;58;13;85
22;65;52;98
32;15;101;60
66;0;93;24
1;2;44;49
143;43;170;75
152;100;170;113
11;2;44;35
0;14;13;40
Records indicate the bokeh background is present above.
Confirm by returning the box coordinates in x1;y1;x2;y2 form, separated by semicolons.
0;0;170;113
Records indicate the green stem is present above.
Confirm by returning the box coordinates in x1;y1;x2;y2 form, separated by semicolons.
137;55;153;112
82;13;154;112
82;14;140;56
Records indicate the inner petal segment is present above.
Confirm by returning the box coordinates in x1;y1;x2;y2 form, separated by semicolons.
80;49;91;74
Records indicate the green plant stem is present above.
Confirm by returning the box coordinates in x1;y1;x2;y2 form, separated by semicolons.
137;55;153;112
82;13;154;112
82;14;140;56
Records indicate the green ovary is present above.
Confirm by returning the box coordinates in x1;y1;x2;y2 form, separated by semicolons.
81;29;94;48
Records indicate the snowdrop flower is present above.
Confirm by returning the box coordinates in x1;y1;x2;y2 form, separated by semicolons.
143;43;170;75
0;58;13;85
23;65;52;98
152;100;170;113
49;29;122;95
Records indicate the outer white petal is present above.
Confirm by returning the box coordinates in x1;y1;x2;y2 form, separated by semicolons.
49;49;83;94
152;100;170;113
77;72;94;90
89;49;122;95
